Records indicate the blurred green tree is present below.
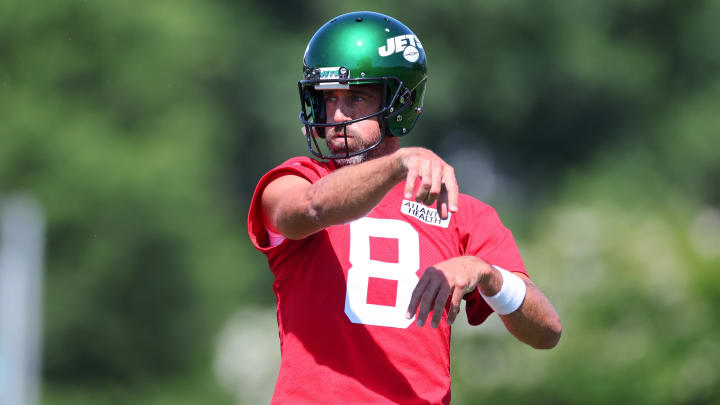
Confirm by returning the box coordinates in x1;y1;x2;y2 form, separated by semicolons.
1;0;718;403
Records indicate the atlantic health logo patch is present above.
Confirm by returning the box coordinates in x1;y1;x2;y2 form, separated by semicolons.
400;200;451;228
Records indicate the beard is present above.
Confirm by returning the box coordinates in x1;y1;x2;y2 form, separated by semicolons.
333;154;367;167
326;125;383;167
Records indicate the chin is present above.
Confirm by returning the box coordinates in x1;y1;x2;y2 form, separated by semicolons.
333;153;367;167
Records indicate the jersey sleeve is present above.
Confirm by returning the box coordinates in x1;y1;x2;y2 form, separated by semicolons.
247;156;331;253
457;205;528;325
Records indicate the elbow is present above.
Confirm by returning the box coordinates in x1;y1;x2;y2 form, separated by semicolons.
306;187;327;225
306;199;326;229
306;191;364;228
281;195;332;240
530;319;562;350
272;199;321;241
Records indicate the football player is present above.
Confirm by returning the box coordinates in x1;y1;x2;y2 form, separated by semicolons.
248;11;561;404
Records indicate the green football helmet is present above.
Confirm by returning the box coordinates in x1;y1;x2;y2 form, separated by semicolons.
299;11;428;160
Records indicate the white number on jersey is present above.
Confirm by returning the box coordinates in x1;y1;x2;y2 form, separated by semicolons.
344;217;419;328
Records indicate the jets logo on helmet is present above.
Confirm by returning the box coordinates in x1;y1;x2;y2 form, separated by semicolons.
378;34;424;62
298;11;428;160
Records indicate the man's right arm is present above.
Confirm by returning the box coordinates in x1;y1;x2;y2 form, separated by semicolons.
261;147;458;240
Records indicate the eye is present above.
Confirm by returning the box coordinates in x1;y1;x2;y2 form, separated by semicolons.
324;95;338;103
351;95;365;102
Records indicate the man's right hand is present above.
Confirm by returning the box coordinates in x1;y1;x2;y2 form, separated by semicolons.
394;147;459;220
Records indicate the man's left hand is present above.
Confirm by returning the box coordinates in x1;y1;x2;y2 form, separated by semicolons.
406;256;496;328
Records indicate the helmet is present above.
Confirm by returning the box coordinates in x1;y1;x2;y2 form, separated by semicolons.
298;11;428;160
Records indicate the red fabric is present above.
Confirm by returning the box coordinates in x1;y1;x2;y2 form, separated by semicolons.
369;236;400;263
247;156;528;405
367;277;399;306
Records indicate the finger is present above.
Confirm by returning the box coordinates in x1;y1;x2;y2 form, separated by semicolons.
437;184;449;220
404;166;419;200
447;286;466;325
416;280;441;327
407;273;430;318
443;166;459;212
431;283;451;328
415;160;432;203
425;162;443;206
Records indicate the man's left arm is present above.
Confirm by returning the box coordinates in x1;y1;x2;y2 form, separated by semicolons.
407;256;562;349
485;269;562;349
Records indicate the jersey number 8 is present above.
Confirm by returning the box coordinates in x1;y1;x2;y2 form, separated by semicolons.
345;217;419;328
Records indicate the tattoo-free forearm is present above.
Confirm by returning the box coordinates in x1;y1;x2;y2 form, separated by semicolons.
267;146;457;240
490;274;562;349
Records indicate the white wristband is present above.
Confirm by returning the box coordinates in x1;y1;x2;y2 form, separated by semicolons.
479;265;527;315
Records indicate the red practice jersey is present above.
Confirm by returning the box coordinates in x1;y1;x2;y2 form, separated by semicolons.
248;156;528;405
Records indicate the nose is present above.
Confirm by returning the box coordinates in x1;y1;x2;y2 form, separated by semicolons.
330;100;351;123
